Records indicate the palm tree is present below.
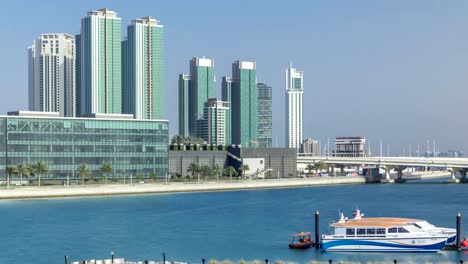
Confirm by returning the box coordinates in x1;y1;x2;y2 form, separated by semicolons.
313;162;328;176
213;164;222;181
17;164;31;186
77;164;91;185
187;163;200;182
200;165;212;181
4;165;18;189
32;161;48;187
100;162;112;185
224;166;238;180
306;163;315;176
239;164;250;180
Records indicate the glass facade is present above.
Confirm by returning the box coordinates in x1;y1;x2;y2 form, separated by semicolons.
0;116;168;180
257;83;272;148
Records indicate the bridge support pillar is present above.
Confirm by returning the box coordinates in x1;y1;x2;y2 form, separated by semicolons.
380;167;394;183
461;171;467;182
395;168;406;183
447;168;460;183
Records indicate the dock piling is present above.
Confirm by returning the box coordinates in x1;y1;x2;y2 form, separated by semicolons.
163;253;166;264
315;210;320;249
328;259;332;264
202;258;205;264
265;259;269;264
64;255;68;264
457;212;462;249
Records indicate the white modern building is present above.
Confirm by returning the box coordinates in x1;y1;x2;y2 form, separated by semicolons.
28;33;76;117
334;137;367;157
197;98;231;145
285;62;303;149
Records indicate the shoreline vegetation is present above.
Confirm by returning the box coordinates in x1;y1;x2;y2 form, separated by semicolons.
0;177;369;200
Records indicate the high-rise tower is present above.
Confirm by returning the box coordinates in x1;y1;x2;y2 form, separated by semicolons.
28;33;76;117
231;61;258;147
286;62;303;149
79;8;122;116
257;82;272;148
123;16;164;119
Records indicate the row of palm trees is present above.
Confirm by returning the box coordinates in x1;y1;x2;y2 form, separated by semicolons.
186;163;250;181
4;161;48;187
305;162;329;176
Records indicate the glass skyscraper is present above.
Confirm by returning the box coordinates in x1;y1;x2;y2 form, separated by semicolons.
231;61;258;148
257;83;272;148
178;74;191;137
0;112;168;179
28;34;76;117
79;8;122;116
122;17;164;120
178;57;216;137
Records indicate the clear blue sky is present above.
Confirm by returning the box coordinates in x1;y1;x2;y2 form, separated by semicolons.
1;0;468;154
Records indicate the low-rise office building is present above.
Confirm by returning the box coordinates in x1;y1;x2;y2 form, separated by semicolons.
0;111;169;179
334;136;366;157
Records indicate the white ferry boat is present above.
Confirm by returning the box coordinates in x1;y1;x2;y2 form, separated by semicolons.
321;210;452;252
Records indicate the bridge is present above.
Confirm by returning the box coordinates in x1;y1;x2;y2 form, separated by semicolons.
297;155;468;183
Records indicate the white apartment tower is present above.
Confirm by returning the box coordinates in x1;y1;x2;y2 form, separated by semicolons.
285;62;303;149
28;34;76;117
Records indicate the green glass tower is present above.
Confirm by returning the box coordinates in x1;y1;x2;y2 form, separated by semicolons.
123;17;164;120
178;57;216;137
178;74;191;137
80;8;122;116
231;61;258;147
257;82;272;148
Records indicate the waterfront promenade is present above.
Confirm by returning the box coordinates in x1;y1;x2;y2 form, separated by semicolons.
0;177;369;200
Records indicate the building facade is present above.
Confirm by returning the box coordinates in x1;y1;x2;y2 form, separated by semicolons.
79;8;122;116
231;61;258;147
178;74;191;137
257;83;272;148
0;111;169;179
300;138;319;155
28;34;76;117
122;17;164;120
285;63;303;150
197;98;230;145
334;137;366;157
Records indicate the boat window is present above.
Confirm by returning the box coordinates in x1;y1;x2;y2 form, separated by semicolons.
388;227;398;233
412;223;422;229
376;228;385;234
346;228;355;236
398;227;410;233
367;228;376;234
357;228;366;235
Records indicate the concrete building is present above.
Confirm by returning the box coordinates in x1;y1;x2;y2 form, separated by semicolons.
300;138;319;155
79;8;122;116
178;74;191;137
285;62;303;150
257;83;272;148
178;57;216;137
0;111;169;179
231;61;258;147
169;146;227;177
334;136;366;157
197;98;231;145
122;17;164;119
28;34;76;117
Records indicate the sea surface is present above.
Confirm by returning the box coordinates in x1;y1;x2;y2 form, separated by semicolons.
1;183;467;264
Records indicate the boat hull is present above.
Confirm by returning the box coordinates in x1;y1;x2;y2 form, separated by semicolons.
321;237;447;253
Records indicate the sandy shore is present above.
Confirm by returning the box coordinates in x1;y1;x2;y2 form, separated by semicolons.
0;176;369;200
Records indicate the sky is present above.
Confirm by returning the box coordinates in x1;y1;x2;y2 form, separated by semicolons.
1;0;468;154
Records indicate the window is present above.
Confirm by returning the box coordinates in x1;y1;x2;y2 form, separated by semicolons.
356;228;366;235
398;227;409;233
346;229;355;236
376;228;385;235
366;228;376;235
388;228;398;233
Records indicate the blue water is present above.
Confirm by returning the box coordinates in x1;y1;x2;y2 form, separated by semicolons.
1;184;468;264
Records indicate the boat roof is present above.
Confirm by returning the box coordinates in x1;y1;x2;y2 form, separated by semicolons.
331;217;424;228
292;232;310;236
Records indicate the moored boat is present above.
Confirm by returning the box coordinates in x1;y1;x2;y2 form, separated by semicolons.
289;232;314;249
321;210;450;252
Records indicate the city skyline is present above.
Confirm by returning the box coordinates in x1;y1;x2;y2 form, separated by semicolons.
2;1;468;152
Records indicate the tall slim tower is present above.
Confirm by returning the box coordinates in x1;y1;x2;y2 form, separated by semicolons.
198;98;231;145
231;61;258;147
257;82;272;148
286;62;303;149
178;74;191;137
80;8;122;116
28;33;76;117
123;16;164;119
